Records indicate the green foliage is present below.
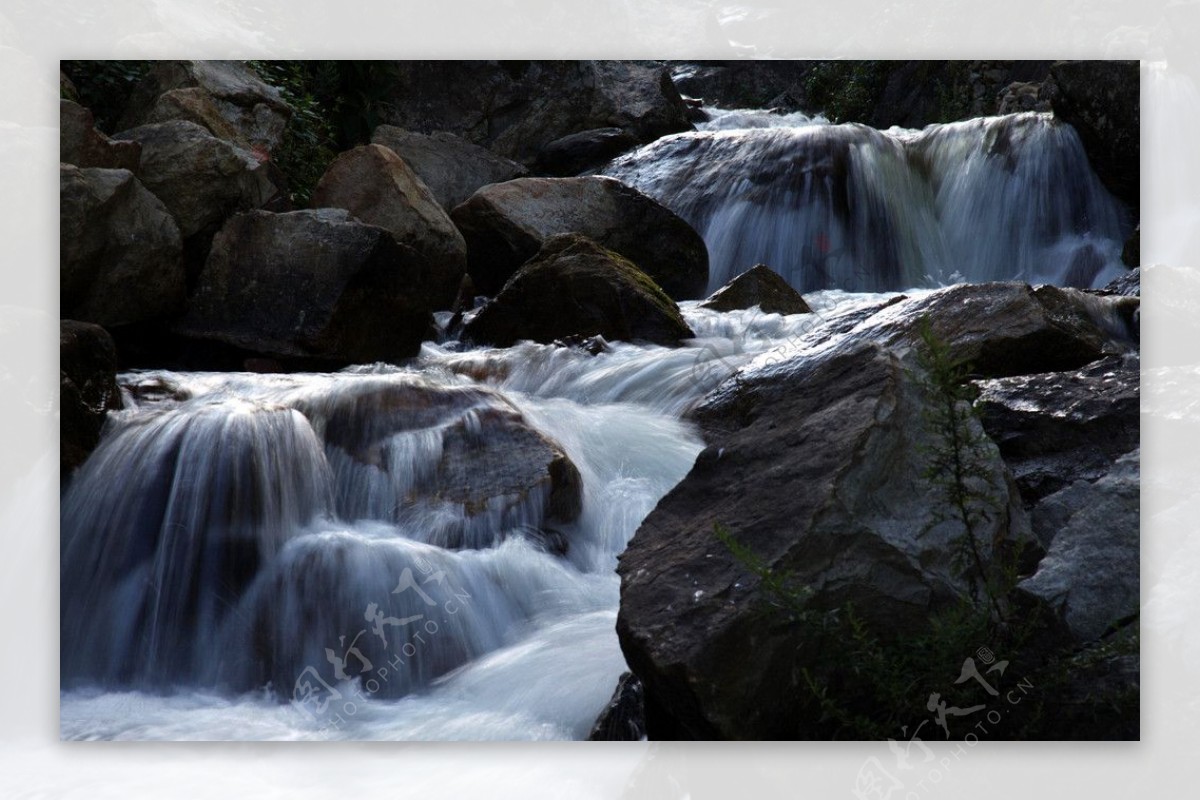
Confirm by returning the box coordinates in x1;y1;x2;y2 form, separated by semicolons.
911;315;1005;617
803;61;890;123
60;60;150;133
249;61;404;207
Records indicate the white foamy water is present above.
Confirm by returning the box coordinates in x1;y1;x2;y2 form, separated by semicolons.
62;297;876;741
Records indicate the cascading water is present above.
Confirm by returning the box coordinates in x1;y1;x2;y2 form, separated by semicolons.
60;97;1136;741
605;109;1131;293
60;301;848;740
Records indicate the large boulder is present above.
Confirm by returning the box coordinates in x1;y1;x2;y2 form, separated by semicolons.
370;126;527;211
451;176;709;299
118;60;292;154
1017;450;1139;642
112;120;279;242
975;354;1140;511
60;165;185;327
463;234;693;348
617;339;1030;739
1047;60;1140;211
311;144;466;309
177;209;434;364
699;264;812;314
60;320;123;480
295;377;582;550
60;100;141;171
534;127;639;176
847;282;1137;378
377;60;692;166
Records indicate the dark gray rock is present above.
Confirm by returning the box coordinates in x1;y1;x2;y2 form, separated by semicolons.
119;60;292;154
451;176;708;299
60;165;185;327
60;320;123;480
113;120;278;241
587;673;646;741
535;127;639;176
177;209;434;364
1048;60;1140;211
371;126;528;211
1018;450;1139;642
617;339;1030;739
975;355;1139;511
463;234;693;348
699;264;812;315
60;100;141;171
294;378;582;549
850;282;1136;379
1103;266;1140;296
311;144;467;309
377;61;692;166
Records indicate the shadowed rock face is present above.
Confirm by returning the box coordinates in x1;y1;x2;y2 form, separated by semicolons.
375;60;692;166
177;209;434;365
312;144;467;309
699;264;812;315
370;126;528;211
1048;60;1140;212
451;176;709;299
60;164;185;327
463;234;694;348
60;320;123;480
292;377;583;550
618;338;1030;739
975;354;1139;509
118;60;293;153
60;100;141;172
616;280;1137;740
112;120;278;241
1017;449;1139;642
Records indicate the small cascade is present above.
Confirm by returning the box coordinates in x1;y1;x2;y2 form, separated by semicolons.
60;400;334;685
605;110;1131;293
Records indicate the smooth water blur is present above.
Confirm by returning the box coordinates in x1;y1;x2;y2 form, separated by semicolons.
63;298;871;739
606;110;1131;293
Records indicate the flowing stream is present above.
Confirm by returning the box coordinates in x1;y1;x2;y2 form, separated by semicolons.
606;108;1132;293
60;105;1131;740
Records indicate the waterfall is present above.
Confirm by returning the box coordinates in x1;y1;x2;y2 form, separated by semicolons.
605;110;1131;293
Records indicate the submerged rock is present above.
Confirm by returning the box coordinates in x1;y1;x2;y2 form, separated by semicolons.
177;209;434;364
617;339;1030;739
451;175;709;299
295;378;583;549
699;264;812;314
463;234;694;348
312;144;467;308
60;164;185;327
371;126;528;211
60;320;123;480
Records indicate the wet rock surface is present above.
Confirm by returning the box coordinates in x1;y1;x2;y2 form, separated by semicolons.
463;234;694;348
451;175;708;299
